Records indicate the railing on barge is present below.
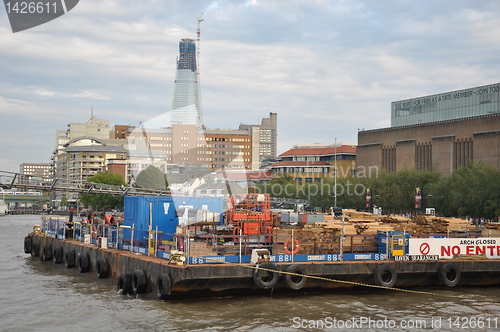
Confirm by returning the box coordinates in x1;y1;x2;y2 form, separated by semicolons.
39;216;484;266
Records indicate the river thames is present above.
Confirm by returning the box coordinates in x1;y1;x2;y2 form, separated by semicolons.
2;214;500;332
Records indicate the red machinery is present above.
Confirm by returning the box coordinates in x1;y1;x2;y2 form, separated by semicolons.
227;189;272;237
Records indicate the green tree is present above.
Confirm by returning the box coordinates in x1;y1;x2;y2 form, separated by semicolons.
79;172;127;210
254;165;500;218
135;166;169;190
60;196;69;208
450;162;500;219
84;172;127;186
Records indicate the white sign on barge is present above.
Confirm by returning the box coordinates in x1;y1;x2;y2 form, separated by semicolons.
409;238;500;259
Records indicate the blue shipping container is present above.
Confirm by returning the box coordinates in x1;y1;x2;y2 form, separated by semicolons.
123;196;224;243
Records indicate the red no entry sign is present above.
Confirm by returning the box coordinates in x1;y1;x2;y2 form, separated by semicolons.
420;242;430;255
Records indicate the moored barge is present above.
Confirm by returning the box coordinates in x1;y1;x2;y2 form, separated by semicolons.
23;208;500;300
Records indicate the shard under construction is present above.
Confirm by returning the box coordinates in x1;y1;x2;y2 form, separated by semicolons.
170;38;202;127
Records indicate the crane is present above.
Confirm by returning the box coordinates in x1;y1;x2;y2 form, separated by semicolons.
184;5;204;127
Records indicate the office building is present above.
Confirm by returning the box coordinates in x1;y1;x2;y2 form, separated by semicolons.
239;112;278;168
19;163;51;184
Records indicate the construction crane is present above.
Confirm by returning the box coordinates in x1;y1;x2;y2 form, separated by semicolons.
184;5;204;127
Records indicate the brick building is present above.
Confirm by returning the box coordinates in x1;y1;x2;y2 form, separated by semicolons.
358;83;500;176
358;113;500;176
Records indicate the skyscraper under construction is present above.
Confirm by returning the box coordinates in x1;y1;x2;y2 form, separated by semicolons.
170;38;202;127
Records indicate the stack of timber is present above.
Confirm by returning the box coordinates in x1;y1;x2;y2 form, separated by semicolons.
443;217;475;231
189;241;216;257
396;216;474;233
342;209;381;223
343;209;410;224
484;222;500;230
482;223;500;237
274;220;383;254
275;225;340;255
379;215;408;223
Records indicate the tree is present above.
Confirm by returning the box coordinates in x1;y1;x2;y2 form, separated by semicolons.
60;196;69;208
135;166;169;190
449;162;500;219
79;172;127;210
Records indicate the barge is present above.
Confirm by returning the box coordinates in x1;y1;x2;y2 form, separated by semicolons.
23;208;500;300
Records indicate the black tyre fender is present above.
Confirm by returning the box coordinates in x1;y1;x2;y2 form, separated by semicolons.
77;253;90;273
438;263;461;287
31;242;40;257
96;257;109;279
24;236;32;254
42;244;52;261
253;262;281;289
132;270;147;294
156;273;172;300
284;264;308;290
53;247;63;264
117;273;133;295
65;250;76;268
374;264;397;288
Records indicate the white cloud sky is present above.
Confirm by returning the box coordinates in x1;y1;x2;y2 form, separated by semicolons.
1;0;500;172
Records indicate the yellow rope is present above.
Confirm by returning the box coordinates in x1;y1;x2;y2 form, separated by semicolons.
187;254;500;304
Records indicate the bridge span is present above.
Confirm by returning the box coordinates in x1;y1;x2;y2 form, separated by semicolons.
0;170;170;197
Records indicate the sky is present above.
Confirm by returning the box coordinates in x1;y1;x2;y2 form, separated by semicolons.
1;0;500;173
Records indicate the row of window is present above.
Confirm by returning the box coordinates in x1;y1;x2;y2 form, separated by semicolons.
280;155;356;162
206;137;251;142
295;178;323;183
273;167;329;173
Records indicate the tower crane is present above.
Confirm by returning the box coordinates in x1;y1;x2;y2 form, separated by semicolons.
184;5;204;127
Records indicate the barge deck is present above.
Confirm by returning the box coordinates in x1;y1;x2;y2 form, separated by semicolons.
25;232;500;300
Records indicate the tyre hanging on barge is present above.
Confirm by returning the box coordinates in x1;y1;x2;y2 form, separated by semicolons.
117;273;133;295
156;274;172;300
283;264;308;290
373;264;397;288
438;263;461;287
65;250;76;268
77;253;90;273
253;262;281;289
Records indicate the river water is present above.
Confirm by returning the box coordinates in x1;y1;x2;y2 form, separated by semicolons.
2;214;500;332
